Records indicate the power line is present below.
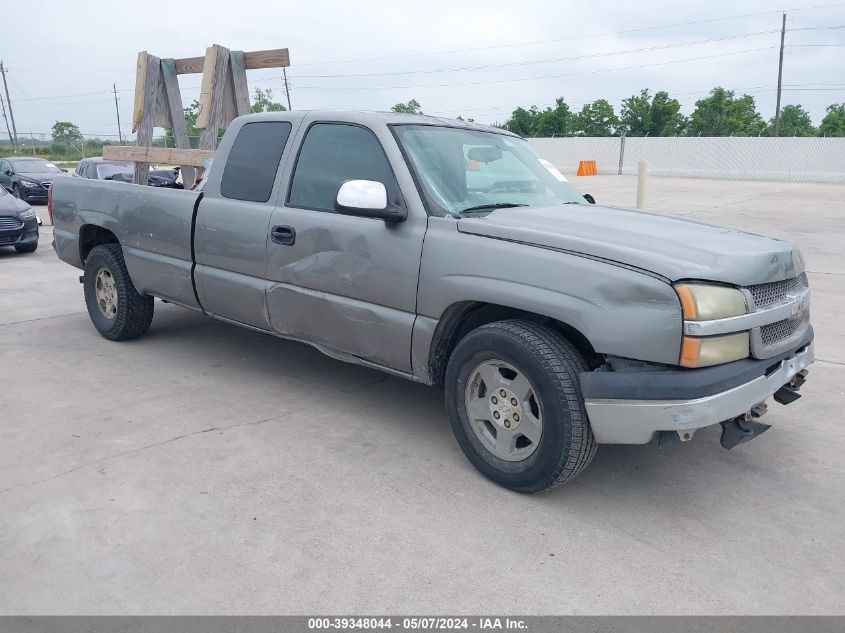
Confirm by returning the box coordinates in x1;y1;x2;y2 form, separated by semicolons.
290;3;845;67
291;47;780;91
294;30;781;78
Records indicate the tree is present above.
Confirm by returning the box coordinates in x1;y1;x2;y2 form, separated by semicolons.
651;91;685;136
533;98;574;137
51;121;82;145
770;104;816;137
503;98;574;137
687;87;766;136
574;99;619;136
618;89;684;136
619;89;653;136
819;103;845;137
391;99;423;115
250;88;286;113
503;106;537;136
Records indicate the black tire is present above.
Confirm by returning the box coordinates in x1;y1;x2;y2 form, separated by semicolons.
14;243;37;253
83;243;154;341
445;319;597;493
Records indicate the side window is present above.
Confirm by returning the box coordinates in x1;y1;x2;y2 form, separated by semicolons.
220;121;292;202
288;123;397;212
0;160;8;173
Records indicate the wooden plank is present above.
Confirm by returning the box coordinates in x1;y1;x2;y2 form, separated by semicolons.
195;45;218;130
197;45;231;150
229;50;250;116
174;47;289;74
131;51;149;133
243;48;290;70
133;53;161;185
104;146;215;167
173;55;205;75
160;58;196;188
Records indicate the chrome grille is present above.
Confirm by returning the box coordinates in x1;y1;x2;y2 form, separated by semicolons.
760;314;806;347
0;217;23;230
747;274;808;308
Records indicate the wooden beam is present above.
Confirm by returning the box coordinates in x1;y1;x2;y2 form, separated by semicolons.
197;45;232;150
103;146;215;167
229;50;250;117
133;53;160;185
174;48;289;74
131;51;149;133
160;58;196;187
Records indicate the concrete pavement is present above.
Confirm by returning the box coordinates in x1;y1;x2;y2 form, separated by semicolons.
1;176;843;614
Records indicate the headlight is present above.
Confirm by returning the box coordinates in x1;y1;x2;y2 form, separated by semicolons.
675;283;747;320
675;283;749;367
18;208;36;220
20;180;39;188
680;332;750;368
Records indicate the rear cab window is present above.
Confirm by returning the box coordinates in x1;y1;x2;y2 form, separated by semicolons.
220;121;292;202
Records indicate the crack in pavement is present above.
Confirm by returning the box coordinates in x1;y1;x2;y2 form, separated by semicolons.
0;311;86;327
0;409;305;497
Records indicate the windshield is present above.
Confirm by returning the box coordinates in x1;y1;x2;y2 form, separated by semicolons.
392;125;585;216
96;162;133;179
10;159;62;173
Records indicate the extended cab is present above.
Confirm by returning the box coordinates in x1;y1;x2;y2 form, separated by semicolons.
50;111;814;492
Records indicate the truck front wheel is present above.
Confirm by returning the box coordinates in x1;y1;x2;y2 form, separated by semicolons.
83;243;154;341
445;320;597;493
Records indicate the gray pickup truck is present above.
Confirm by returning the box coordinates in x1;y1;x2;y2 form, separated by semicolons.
50;111;814;492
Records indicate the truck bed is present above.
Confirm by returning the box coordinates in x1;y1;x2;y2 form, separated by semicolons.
51;177;202;309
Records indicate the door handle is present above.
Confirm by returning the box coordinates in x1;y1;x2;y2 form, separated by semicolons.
270;225;296;246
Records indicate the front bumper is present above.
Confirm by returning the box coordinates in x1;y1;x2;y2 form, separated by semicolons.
582;336;814;444
17;184;50;203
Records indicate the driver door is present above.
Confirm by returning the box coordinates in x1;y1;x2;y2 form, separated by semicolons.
264;119;426;374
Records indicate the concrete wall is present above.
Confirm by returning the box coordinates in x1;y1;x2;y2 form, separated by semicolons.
529;136;845;184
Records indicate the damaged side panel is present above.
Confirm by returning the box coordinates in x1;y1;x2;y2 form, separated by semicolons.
417;217;684;367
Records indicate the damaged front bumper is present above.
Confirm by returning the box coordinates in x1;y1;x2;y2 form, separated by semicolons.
581;332;814;445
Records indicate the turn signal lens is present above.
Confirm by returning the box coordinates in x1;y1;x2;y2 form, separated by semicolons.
680;333;750;368
675;283;747;321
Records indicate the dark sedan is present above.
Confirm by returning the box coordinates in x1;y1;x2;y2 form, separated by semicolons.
0;184;38;253
74;158;183;188
0;157;68;204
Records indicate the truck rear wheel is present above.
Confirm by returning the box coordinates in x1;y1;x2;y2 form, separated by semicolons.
83;243;154;341
445;319;597;493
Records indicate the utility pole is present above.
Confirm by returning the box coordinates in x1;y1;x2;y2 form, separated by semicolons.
282;67;292;110
0;94;14;150
774;12;787;137
113;83;124;144
0;61;19;151
29;131;36;156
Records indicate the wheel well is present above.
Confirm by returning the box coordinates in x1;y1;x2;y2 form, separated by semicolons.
428;301;601;388
79;225;119;263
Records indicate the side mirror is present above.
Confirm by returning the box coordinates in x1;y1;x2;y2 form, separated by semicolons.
583;193;596;204
4;169;12;176
335;180;406;223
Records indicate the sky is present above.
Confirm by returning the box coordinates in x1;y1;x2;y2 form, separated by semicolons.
1;0;843;141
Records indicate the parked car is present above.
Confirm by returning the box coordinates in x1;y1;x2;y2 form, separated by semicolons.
0;156;67;204
49;111;813;493
0;183;38;253
74;157;182;188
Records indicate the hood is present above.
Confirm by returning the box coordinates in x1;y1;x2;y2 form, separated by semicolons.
0;189;30;216
15;170;65;182
457;204;804;287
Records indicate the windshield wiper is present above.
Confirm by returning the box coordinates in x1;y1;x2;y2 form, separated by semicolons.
459;202;528;215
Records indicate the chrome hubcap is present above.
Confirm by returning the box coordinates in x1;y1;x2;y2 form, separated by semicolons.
95;268;118;319
465;359;542;461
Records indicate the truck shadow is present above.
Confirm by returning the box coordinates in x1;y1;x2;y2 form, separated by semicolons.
142;302;780;502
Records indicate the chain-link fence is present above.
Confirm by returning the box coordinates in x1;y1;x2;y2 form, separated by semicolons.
530;136;845;183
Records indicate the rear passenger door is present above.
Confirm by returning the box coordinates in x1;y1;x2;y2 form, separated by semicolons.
264;118;427;374
193;119;296;330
